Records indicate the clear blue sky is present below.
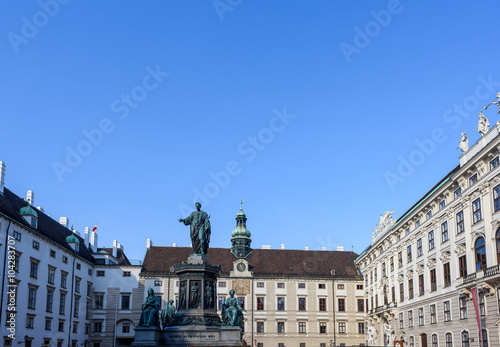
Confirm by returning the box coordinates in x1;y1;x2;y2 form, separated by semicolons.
1;1;499;261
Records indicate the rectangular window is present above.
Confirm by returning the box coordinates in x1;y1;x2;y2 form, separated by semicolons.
358;322;365;334
444;301;451;321
48;267;55;284
298;283;305;288
298;321;306;334
47;289;54;312
457;211;465;234
319;298;326;311
74;296;79;317
427;210;432;220
415;219;420;227
121;295;130;310
479;292;485;316
454;187;462;199
398;251;403;268
30;261;38;278
26;316;34;329
257;297;264;310
320;322;327;334
439;200;446;210
14;231;21;241
444;263;451;287
318;283;326;289
430;269;437;291
59;292;66;314
96;271;105;277
390;257;394;272
399;282;404;302
277;297;285;311
338;298;345;312
277;283;285;288
59;320;65;332
49;250;55;258
93;322;102;333
428;230;435;250
494;185;500;212
473;198;482;223
256;282;264;288
45;318;52;330
28;287;37;309
154;280;162;286
298;297;306;311
408;310;413;327
357;284;363;290
399;313;404;329
62;256;68;264
256;321;264;333
238;297;245;310
419;274;424;296
441;221;449;242
408;279;413;299
75;278;81;293
470;174;478;186
418;307;424;326
430;304;436;324
76;263;81;270
407;245;412;263
219;282;226;287
122;271;131;277
406;227;410;235
277;321;285;334
357;298;364;312
392;286;395;303
73;322;78;333
337;283;345;290
490;156;499;170
417;238;423;256
94;294;103;310
32;241;39;250
459;297;468;319
122;323;130;333
61;272;67;288
459;255;467;278
338;322;345;334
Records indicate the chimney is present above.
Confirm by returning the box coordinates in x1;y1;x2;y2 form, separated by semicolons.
112;240;118;258
147;239;153;249
90;230;98;250
280;244;285;250
336;246;344;251
321;247;326;251
26;190;34;205
118;243;123;251
0;162;5;194
173;243;177;247
304;246;309;250
261;245;271;249
84;227;90;248
37;206;44;212
59;217;69;229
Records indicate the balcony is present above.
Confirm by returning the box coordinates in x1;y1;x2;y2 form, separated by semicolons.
462;273;476;284
369;302;398;315
484;264;500;278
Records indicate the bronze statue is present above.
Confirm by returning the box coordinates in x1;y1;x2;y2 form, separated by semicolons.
189;281;201;309
179;202;211;254
161;299;176;327
221;289;246;328
204;282;214;310
138;288;160;328
179;282;186;309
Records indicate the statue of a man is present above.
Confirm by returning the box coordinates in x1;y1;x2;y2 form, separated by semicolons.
476;111;490;136
161;299;176;328
222;289;246;328
179;202;211;254
205;282;214;310
485;92;500;113
189;281;201;309
138;288;161;328
458;131;469;152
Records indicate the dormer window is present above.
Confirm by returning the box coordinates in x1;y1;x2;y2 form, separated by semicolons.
30;217;37;228
19;204;38;229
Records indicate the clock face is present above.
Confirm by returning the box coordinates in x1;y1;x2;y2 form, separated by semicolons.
237;263;246;272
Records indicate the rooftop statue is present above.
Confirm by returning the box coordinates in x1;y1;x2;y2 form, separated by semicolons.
476;111;490;136
485;92;500;114
138;288;160;328
179;202;211;255
458;131;469;152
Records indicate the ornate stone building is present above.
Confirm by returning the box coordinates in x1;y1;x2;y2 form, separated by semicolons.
355;118;500;346
140;206;366;347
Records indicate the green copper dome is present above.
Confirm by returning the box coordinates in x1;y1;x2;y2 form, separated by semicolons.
231;225;251;239
19;204;38;218
65;234;80;244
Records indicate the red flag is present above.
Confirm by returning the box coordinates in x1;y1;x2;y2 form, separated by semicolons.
471;287;483;346
92;223;98;232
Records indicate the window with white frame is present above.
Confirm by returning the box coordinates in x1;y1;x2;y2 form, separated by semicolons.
454;187;462;199
460;296;468;319
408;310;413;327
399;313;403;329
445;332;452;347
490;156;499;170
439;200;446;210
444;301;451;322
441;221;449;242
469;173;478;186
456;210;465;233
430;304;436;324
494;185;500;212
418;307;424;326
472;198;482;223
417;238;423;257
428;230;435;250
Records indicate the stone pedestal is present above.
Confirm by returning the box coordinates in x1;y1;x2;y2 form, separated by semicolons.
132;327;161;346
161;326;242;346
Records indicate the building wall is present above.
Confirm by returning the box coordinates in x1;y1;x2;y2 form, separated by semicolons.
356;125;500;347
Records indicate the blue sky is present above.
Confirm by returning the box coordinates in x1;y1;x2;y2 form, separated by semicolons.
1;1;500;262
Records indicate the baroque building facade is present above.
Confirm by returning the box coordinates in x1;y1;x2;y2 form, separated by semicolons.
355;119;500;346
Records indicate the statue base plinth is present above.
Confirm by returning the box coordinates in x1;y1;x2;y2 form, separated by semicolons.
132;327;161;346
161;325;242;346
188;253;209;264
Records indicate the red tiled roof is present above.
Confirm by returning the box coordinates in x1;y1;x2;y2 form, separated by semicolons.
141;246;359;279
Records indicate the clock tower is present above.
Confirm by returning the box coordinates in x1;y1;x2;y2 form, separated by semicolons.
231;200;252;258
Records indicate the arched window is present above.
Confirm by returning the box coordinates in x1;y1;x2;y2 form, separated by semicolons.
475;237;487;271
410;336;415;347
432;334;438;347
446;333;452;347
482;329;488;347
461;330;469;347
496;228;500;264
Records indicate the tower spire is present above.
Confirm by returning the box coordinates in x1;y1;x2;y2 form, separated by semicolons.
231;200;252;258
